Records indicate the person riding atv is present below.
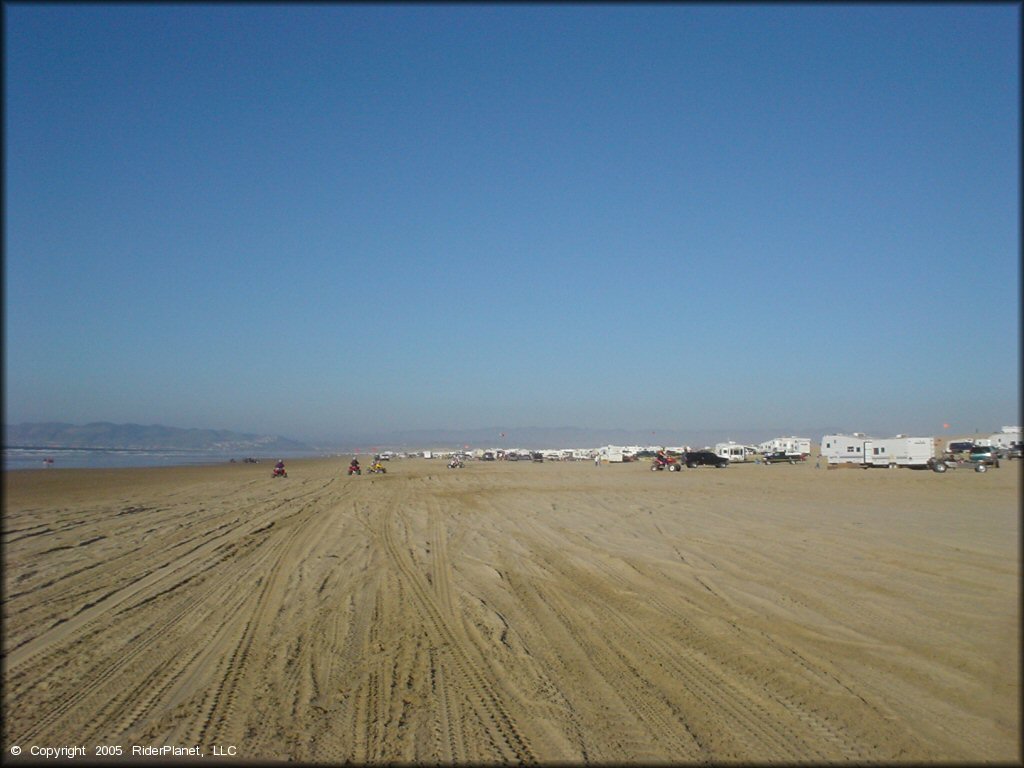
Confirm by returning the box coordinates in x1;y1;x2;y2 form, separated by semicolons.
347;458;361;476
651;450;681;471
272;460;287;478
368;460;386;474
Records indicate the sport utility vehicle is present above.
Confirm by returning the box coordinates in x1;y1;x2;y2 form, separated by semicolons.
684;451;729;468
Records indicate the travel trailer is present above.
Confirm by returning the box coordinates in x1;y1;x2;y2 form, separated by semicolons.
714;442;755;463
862;436;936;468
757;436;812;456
990;427;1022;451
823;434;939;469
820;434;874;465
600;446;625;463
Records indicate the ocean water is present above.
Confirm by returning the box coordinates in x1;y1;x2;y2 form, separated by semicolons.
3;447;326;471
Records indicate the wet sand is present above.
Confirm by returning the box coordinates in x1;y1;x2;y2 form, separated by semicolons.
3;457;1019;762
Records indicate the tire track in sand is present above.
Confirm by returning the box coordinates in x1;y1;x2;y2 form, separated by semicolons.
537;528;873;761
190;490;344;747
371;484;539;763
7;517;279;745
4;478;335;676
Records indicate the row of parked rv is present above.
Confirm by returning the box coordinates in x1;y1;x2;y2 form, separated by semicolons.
358;427;1021;472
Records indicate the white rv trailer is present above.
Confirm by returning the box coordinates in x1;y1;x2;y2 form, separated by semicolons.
600;445;625;463
757;436;812;456
714;442;755;463
820;434;874;465
862;436;935;468
990;427;1022;450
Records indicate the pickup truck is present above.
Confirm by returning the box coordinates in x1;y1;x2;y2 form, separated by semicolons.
762;452;808;464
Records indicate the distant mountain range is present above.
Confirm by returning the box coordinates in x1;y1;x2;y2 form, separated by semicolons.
4;422;310;452
5;422;887;454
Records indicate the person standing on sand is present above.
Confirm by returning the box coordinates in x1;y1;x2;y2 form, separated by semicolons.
594;454;601;467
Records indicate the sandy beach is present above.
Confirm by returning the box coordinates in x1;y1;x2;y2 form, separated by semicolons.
3;456;1019;763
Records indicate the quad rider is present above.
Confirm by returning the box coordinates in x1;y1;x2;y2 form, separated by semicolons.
651;450;679;471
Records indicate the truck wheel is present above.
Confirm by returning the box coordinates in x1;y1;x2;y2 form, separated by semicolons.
975;464;987;473
932;461;947;473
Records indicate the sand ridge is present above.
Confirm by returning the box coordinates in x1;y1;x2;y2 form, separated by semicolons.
3;457;1019;762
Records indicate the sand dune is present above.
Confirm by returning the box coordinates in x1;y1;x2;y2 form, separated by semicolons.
3;457;1019;762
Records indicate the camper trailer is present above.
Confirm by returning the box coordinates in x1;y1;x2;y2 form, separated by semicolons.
714;442;754;463
990;427;1022;451
757;436;812;456
820;434;873;465
600;446;625;463
863;437;935;468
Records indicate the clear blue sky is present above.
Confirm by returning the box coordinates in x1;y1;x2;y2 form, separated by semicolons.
4;4;1020;443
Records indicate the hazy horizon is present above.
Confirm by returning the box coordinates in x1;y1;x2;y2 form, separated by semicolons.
5;5;1019;442
5;419;1015;454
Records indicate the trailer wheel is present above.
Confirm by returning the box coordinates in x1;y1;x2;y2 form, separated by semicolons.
932;461;947;473
975;463;987;473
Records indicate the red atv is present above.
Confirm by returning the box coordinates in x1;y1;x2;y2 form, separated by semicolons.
651;454;681;472
272;465;287;478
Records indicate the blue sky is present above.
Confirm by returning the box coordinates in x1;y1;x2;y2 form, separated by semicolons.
4;4;1020;444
